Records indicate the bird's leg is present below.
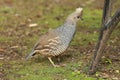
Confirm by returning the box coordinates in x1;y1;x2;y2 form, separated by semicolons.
48;57;59;67
57;57;61;63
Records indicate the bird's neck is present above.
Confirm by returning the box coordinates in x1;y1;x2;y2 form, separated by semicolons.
64;19;76;26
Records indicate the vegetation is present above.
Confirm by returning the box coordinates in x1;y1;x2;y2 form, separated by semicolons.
0;0;120;80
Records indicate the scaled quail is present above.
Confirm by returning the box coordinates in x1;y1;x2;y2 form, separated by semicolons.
26;8;83;67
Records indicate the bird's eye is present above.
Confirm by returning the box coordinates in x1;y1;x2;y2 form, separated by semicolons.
77;16;80;18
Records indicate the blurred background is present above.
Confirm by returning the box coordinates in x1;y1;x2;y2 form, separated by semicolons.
0;0;120;80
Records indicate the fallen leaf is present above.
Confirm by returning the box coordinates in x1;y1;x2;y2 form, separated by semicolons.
28;23;38;27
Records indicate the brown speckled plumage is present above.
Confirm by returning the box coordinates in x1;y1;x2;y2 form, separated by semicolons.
26;8;83;67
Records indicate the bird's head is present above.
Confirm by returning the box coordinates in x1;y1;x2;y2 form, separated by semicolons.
66;7;83;25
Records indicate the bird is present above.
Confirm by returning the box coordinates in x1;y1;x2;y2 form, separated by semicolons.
26;7;83;67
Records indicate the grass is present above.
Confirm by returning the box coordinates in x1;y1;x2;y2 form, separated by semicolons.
82;8;102;28
5;60;103;80
0;0;120;80
0;36;14;42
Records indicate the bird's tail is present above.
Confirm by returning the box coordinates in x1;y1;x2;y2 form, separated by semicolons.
25;50;36;60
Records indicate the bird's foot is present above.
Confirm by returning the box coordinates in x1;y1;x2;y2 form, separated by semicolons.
48;57;66;67
59;63;67;67
48;57;60;67
53;64;60;67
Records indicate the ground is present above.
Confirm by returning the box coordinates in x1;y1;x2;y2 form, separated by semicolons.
0;0;120;80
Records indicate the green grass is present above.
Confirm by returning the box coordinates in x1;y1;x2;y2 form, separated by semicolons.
5;60;104;80
1;0;120;80
81;8;102;28
0;2;104;80
0;36;14;42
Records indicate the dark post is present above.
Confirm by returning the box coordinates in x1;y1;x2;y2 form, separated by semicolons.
89;0;120;74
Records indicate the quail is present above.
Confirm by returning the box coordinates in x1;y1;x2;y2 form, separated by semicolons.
26;7;83;67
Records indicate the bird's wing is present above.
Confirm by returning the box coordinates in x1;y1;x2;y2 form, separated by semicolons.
25;29;61;59
33;29;61;52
